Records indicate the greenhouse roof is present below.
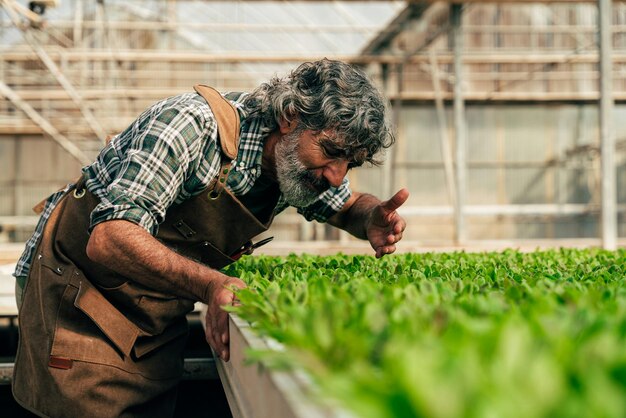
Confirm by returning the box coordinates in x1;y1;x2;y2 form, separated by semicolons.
1;1;406;56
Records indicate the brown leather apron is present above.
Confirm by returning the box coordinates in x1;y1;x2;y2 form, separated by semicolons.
13;86;278;418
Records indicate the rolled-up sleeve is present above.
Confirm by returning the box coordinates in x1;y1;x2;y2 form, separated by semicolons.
296;177;352;223
90;104;211;235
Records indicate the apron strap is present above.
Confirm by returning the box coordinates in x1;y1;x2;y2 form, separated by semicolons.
193;85;241;198
193;84;240;160
209;161;232;199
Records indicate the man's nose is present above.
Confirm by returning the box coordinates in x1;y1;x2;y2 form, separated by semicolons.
323;160;348;188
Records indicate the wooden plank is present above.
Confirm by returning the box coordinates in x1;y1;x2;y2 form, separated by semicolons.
396;203;626;216
2;50;623;64
415;0;611;2
0;20;379;32
7;89;626;102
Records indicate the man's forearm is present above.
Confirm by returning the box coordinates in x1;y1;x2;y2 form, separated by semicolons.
86;219;229;303
328;192;380;239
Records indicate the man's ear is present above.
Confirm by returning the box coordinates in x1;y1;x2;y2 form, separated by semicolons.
278;117;298;134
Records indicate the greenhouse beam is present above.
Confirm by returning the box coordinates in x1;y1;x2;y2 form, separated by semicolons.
451;4;467;244
429;48;457;210
599;0;617;250
2;0;108;144
0;81;92;166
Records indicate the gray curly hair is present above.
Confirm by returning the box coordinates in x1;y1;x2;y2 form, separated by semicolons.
243;59;394;166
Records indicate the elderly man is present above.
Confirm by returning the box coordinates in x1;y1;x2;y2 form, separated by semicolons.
12;59;408;417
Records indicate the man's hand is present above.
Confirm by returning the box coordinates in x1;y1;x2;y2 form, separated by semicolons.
204;276;246;362
327;188;410;257
366;188;409;258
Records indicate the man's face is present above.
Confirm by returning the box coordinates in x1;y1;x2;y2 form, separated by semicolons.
275;129;349;207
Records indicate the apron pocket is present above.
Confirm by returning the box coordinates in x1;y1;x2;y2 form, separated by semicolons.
49;275;186;379
73;278;143;357
50;277;142;362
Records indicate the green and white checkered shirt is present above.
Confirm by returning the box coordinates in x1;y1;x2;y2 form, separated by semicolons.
14;90;352;279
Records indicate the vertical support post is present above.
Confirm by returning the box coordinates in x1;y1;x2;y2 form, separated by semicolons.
381;63;392;200
451;4;467;244
599;0;617;250
429;48;457;210
74;0;87;89
388;63;403;200
95;0;104;89
13;136;21;218
166;0;177;88
300;221;314;242
73;0;83;47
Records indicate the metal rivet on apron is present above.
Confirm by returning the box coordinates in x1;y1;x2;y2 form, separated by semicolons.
73;188;85;199
55;267;63;274
38;254;42;260
186;232;194;238
175;221;183;228
208;191;219;200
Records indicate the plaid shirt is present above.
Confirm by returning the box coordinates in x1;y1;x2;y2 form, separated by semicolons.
14;90;352;279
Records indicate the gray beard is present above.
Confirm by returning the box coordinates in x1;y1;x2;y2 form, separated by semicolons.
275;130;330;207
